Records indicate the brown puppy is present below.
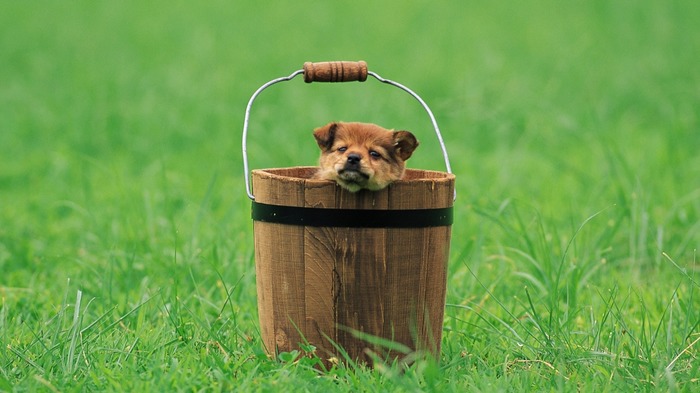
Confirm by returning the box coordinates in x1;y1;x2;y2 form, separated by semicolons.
313;122;419;192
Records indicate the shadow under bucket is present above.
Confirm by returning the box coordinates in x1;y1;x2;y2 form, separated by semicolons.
251;167;455;365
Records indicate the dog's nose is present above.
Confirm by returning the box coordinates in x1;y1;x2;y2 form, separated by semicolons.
347;153;361;164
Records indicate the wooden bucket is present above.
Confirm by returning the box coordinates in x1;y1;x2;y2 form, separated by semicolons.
252;167;454;365
242;61;456;366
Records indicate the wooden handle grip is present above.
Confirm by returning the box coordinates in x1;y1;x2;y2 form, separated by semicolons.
303;61;368;83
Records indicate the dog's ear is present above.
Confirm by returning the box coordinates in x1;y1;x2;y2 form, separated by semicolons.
393;131;419;161
313;122;338;151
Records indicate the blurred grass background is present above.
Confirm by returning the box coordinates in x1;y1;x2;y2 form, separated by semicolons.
1;0;699;391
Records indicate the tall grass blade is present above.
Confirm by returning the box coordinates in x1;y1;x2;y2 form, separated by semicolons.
66;289;82;375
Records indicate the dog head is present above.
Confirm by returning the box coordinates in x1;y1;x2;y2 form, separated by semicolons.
313;122;419;192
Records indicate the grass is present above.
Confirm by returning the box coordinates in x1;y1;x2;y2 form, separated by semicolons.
1;0;699;391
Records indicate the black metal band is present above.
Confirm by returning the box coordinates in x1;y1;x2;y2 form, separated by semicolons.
251;201;453;228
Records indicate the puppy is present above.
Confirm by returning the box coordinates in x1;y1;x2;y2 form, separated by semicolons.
312;122;419;192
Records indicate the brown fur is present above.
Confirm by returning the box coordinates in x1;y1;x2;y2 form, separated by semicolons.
312;122;419;192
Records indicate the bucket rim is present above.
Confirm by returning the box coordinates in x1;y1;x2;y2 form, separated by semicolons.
252;166;456;184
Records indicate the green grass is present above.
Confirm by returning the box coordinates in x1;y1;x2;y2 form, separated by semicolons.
1;0;699;391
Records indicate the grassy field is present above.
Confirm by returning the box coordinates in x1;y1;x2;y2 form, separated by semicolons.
1;1;699;391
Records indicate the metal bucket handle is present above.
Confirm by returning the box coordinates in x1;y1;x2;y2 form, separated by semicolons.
242;61;453;200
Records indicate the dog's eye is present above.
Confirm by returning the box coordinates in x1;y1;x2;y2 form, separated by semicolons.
369;150;382;158
338;147;347;152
